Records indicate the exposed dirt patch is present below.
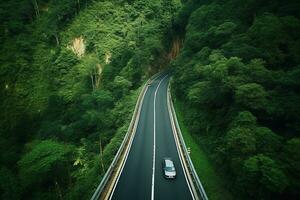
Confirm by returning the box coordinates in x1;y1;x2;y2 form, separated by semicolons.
168;37;182;60
105;52;111;64
69;36;85;58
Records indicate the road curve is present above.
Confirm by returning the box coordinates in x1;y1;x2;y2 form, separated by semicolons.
110;74;194;200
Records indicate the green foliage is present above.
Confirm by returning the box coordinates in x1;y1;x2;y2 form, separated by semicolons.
112;76;133;99
241;154;288;198
187;81;210;105
225;127;256;158
235;83;267;110
171;0;300;199
18;140;75;198
174;100;233;200
92;90;114;110
0;167;20;200
1;0;179;199
229;111;256;128
254;127;282;155
18;140;74;184
281;138;300;195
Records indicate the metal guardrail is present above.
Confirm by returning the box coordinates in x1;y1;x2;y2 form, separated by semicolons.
167;82;209;200
91;72;162;200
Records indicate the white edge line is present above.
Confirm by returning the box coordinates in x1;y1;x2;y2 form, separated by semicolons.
109;81;149;200
166;82;196;200
109;74;165;200
151;74;169;200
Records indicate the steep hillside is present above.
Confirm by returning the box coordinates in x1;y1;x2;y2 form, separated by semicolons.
171;0;300;199
0;0;180;199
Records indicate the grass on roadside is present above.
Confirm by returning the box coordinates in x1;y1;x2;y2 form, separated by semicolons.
174;100;233;200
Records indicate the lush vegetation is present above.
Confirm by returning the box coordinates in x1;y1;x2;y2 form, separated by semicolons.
171;0;300;199
174;100;232;200
2;0;300;199
0;0;180;199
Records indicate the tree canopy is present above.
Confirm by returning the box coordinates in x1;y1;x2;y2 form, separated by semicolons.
171;0;300;199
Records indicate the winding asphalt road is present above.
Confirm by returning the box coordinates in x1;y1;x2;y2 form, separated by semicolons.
110;74;194;200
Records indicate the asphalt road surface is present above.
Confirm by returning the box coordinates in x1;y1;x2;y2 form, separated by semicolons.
110;74;194;200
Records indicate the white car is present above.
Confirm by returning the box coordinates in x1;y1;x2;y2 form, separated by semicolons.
162;158;176;179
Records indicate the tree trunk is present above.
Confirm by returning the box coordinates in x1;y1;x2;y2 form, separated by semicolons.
99;137;105;174
32;0;40;18
90;73;95;90
55;180;63;200
77;0;80;11
55;34;60;46
95;64;102;89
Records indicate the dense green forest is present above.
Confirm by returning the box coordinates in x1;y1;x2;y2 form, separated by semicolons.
0;0;180;199
1;0;300;199
171;0;300;199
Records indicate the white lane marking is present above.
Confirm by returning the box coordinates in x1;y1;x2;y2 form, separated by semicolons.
166;83;196;200
151;75;169;200
109;78;151;200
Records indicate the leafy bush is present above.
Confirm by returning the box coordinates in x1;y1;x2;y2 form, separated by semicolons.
171;0;300;199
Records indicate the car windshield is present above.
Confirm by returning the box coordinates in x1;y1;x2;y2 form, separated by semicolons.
165;166;175;172
165;160;175;171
